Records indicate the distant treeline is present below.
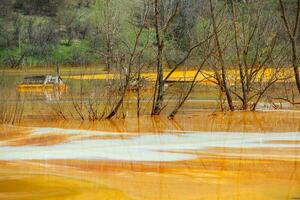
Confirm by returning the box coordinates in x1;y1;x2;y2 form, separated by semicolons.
0;0;200;67
0;0;296;68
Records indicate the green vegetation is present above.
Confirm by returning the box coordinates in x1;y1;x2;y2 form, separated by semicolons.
0;0;296;68
0;0;206;67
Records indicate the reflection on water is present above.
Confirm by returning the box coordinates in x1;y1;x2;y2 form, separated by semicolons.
18;90;65;102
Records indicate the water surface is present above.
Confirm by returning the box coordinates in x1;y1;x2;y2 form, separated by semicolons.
0;114;300;200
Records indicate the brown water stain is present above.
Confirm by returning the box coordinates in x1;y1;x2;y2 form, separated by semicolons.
266;140;300;145
4;134;72;147
0;126;31;141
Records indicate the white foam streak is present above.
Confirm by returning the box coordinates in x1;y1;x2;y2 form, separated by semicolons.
0;128;300;162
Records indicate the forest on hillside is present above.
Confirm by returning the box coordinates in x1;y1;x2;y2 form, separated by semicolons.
0;0;298;68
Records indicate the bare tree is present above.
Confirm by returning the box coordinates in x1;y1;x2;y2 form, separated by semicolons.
208;0;234;111
102;0;117;71
91;0;120;72
151;0;181;115
231;0;286;110
204;0;286;111
106;3;150;119
151;0;214;115
278;0;300;93
168;50;212;119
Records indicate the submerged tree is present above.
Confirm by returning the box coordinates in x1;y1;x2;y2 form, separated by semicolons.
150;0;180;115
208;0;234;111
205;0;287;111
105;0;150;119
150;0;211;115
278;0;300;93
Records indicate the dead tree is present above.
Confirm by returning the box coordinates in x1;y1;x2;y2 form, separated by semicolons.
151;0;180;115
278;0;300;93
92;0;119;72
102;0;117;72
204;0;286;111
168;50;213;119
106;5;149;119
229;0;285;110
230;0;247;109
151;0;215;115
208;0;235;111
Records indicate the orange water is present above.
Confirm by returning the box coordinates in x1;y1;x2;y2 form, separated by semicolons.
0;111;300;199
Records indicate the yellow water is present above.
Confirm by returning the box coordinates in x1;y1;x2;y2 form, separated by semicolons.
62;68;294;83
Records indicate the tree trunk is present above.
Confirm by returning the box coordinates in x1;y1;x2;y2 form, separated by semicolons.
152;43;164;115
106;71;129;119
230;1;248;109
105;39;112;72
291;37;300;93
152;0;165;115
209;0;234;111
278;0;300;93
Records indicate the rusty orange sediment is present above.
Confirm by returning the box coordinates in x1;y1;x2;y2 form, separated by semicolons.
0;111;299;200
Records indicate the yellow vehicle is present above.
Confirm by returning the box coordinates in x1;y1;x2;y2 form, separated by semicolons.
17;75;67;92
